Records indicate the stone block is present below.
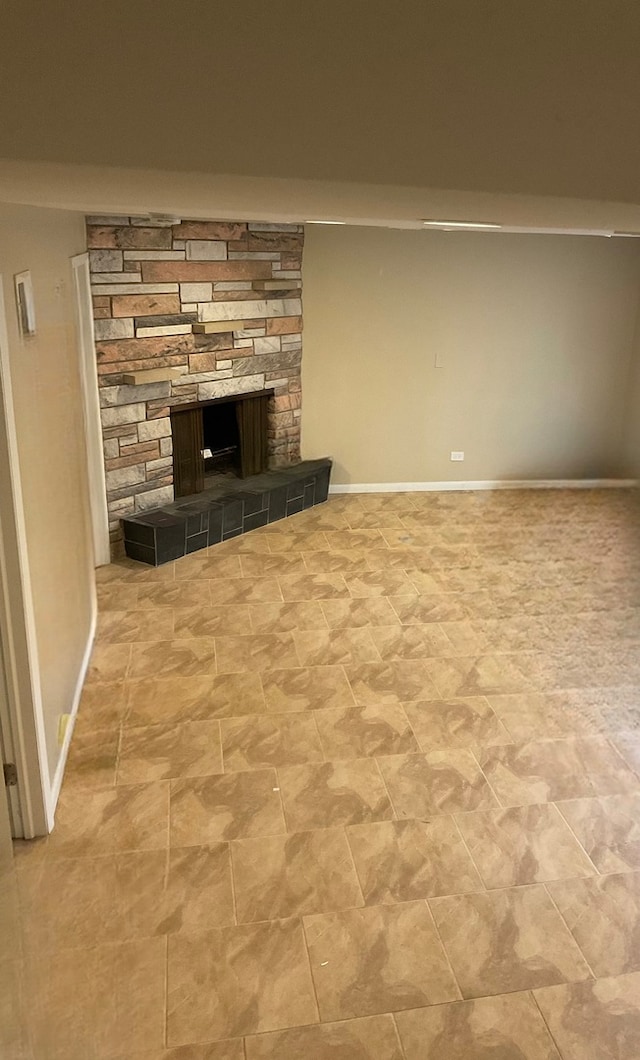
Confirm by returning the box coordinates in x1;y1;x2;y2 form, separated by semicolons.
181;303;197;313
112;293;180;318
145;457;173;473
87;226;172;250
119;438;162;455
105;464;146;490
281;252;302;270
216;359;233;370
188;352;219;373
172;369;233;386
254;336;282;355
234;327;266;338
136;324;194;338
95;334;195;364
100;382;171;407
89;273;141;284
185;240;228;261
266;315;303;336
172;221;246;240
213;281;252;292
91;283;178;296
233;350;301;375
180;282;212;303
134;485;174;511
248;223;302;232
192;332;234;352
229;252;280;261
123;250;186;261
133;313;197;329
199;298;301;322
141;260;271;283
102;422;139;441
247;231;304;252
89;249;123;272
94;318;134;341
253;279;301;290
103;439;119;459
138;417;171;441
121;368;185;385
197;375;265;401
160;437;173;457
105;442;160;470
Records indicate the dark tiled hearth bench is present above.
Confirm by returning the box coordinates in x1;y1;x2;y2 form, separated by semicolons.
121;458;332;565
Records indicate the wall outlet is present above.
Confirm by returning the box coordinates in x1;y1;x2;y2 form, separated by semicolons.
450;451;465;461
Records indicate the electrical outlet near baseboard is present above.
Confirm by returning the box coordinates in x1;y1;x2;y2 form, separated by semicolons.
450;451;465;461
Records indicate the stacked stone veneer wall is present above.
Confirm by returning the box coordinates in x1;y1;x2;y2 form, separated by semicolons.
87;216;303;548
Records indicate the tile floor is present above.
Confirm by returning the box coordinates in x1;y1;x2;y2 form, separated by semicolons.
12;487;640;1058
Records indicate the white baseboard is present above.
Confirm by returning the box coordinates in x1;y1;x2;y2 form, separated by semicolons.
47;599;97;824
329;478;637;494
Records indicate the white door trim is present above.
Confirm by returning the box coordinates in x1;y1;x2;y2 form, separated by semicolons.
0;279;50;837
71;253;110;566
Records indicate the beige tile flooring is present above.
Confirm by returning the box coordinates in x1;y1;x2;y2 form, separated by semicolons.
12;487;640;1058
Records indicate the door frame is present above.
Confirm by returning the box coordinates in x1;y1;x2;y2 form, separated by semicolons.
71;253;110;566
0;278;50;837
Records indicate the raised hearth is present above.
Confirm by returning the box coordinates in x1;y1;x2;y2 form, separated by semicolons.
121;458;332;565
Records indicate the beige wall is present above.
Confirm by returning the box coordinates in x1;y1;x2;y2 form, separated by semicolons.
0;204;94;784
302;227;640;484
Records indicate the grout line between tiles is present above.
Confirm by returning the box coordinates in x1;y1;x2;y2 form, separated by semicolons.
530;988;567;1059
390;1012;409;1060
449;813;488;892
542;881;598;981
341;825;367;909
547;800;602;877
423;898;465;1003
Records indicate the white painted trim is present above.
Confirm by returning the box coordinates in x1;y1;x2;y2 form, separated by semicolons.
71;253;111;566
0;280;50;836
48;598;97;815
330;478;637;493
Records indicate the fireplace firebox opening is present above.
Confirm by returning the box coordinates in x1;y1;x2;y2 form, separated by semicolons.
171;389;273;498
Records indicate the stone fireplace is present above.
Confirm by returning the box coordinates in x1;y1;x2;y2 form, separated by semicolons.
87;216;304;552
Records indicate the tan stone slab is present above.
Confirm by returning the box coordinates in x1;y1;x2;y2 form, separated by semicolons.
430;885;591;998
112;292;180;317
170;769;285;844
304;902;459;1020
347;817;481;903
167;919;318;1045
142;260;271;282
192;320;252;333
396;993;560;1060
231;827;363;922
456;803;597;888
122;367;185;384
252;279;301;290
534;973;640;1060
